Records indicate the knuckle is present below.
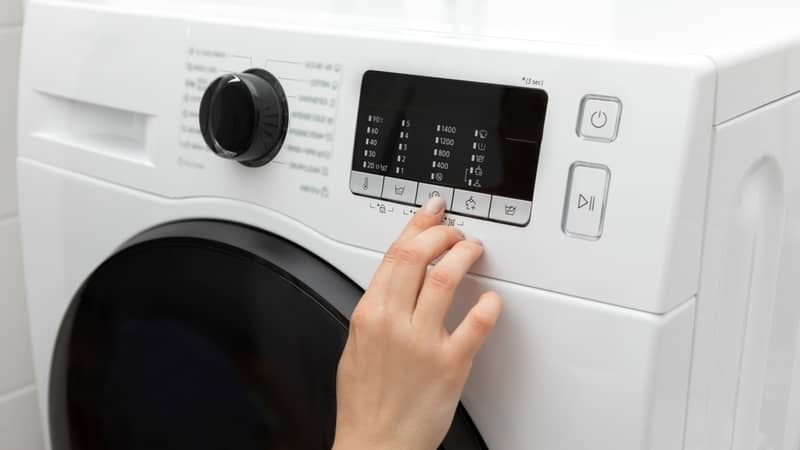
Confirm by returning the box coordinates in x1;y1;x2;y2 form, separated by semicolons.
428;266;457;291
468;311;495;336
349;305;370;329
454;239;482;253
385;241;424;265
435;225;463;241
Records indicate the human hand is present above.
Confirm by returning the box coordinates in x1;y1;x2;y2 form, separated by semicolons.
332;197;502;450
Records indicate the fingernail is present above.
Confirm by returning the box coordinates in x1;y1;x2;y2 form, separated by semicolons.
422;196;446;215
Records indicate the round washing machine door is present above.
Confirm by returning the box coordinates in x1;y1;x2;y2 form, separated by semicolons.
49;220;486;450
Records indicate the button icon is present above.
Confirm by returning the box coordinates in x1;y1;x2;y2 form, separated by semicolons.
562;162;610;239
577;193;596;211
381;176;417;204
350;171;384;198
452;190;491;218
465;196;478;210
577;95;622;142
590;110;608;129
415;183;454;209
489;195;532;225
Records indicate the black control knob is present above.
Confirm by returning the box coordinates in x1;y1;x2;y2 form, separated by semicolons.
199;68;289;167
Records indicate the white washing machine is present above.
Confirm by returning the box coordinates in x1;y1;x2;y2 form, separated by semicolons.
16;1;800;449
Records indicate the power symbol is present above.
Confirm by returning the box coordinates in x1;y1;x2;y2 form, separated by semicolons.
590;110;608;129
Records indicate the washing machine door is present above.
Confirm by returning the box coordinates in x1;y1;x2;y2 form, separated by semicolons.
49;220;486;450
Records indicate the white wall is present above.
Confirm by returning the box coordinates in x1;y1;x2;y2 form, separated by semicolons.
0;0;45;448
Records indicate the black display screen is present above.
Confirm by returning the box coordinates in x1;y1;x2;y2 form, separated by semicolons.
352;71;548;200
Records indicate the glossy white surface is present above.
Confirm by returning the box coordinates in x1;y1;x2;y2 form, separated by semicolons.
44;0;800;123
19;2;716;314
17;160;696;450
16;1;800;449
0;389;44;450
685;89;800;450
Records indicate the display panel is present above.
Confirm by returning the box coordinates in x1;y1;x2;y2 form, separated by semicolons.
351;71;548;213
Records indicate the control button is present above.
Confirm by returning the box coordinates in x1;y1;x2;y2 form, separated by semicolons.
452;190;491;218
562;162;610;239
489;196;532;226
381;177;418;204
350;171;384;198
577;95;621;142
415;183;454;209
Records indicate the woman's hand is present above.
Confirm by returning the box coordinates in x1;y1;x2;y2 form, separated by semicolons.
333;197;502;450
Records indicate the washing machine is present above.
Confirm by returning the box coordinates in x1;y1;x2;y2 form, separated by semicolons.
16;1;800;449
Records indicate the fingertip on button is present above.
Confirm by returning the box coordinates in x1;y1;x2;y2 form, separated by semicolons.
422;196;446;215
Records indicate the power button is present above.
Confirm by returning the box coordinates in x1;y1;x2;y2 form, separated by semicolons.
577;95;622;142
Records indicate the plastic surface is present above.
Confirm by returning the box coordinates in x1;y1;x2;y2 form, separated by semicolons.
18;2;717;314
18;161;696;450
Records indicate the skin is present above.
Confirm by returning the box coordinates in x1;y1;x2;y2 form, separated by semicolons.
332;196;503;450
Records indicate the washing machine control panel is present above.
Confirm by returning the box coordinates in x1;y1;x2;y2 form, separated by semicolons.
349;71;548;226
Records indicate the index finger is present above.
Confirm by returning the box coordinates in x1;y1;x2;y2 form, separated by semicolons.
367;197;447;291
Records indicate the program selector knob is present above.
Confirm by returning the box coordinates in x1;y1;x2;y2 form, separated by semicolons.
199;68;289;167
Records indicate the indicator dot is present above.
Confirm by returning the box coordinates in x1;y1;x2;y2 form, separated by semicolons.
364;150;368;156
363;161;367;168
437;125;441;132
433;149;438;156
472;142;476;150
431;173;435;180
435;137;439;144
432;161;436;168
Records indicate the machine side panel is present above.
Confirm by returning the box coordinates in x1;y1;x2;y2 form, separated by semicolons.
686;91;800;450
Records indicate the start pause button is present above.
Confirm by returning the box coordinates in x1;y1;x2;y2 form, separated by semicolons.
562;162;610;239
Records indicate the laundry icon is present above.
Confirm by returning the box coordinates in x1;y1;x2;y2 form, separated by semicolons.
505;205;517;216
394;185;406;195
465;196;478;210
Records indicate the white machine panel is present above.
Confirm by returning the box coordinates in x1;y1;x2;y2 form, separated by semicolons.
18;2;716;314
